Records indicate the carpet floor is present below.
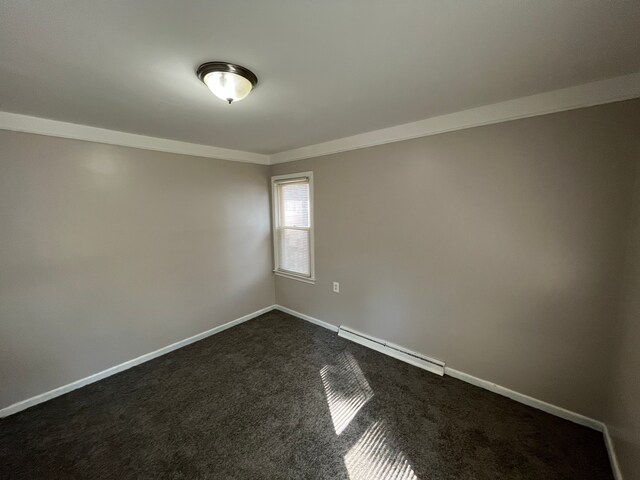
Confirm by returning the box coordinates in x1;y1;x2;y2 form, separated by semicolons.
0;310;613;479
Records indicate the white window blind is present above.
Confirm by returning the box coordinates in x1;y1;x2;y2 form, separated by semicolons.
272;172;314;281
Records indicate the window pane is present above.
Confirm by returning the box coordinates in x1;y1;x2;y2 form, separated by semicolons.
280;182;309;227
278;228;310;275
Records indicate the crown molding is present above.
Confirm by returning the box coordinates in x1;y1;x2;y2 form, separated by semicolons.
269;71;640;164
0;111;270;165
3;72;639;166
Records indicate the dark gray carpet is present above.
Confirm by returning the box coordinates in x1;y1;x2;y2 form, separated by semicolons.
0;310;613;479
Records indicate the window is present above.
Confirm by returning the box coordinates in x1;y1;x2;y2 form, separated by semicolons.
272;172;314;283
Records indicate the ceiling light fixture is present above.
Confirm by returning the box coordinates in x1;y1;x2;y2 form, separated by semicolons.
196;62;258;104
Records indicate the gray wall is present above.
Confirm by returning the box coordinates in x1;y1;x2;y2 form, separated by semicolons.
2;98;639;450
0;131;275;409
271;99;640;421
607;149;640;478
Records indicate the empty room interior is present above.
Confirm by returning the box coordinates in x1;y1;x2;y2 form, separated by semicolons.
1;1;640;479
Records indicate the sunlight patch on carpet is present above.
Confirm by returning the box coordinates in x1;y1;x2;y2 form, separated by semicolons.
344;420;418;480
320;351;373;435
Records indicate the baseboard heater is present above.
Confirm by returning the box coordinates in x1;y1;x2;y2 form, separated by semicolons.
337;326;445;376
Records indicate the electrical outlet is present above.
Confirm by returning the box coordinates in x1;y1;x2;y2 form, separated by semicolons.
333;282;340;293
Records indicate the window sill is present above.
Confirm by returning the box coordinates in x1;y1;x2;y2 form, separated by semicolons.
274;271;316;284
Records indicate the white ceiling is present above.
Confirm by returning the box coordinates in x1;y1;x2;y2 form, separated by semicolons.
1;1;639;155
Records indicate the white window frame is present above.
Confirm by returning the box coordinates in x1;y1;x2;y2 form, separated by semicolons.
271;171;315;284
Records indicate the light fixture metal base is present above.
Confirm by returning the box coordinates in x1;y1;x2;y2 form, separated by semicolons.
196;62;258;87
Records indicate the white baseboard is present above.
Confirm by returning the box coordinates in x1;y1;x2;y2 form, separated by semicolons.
444;367;604;432
0;305;277;418
274;304;339;332
275;304;443;375
603;425;623;480
274;305;608;431
3;302;621;479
